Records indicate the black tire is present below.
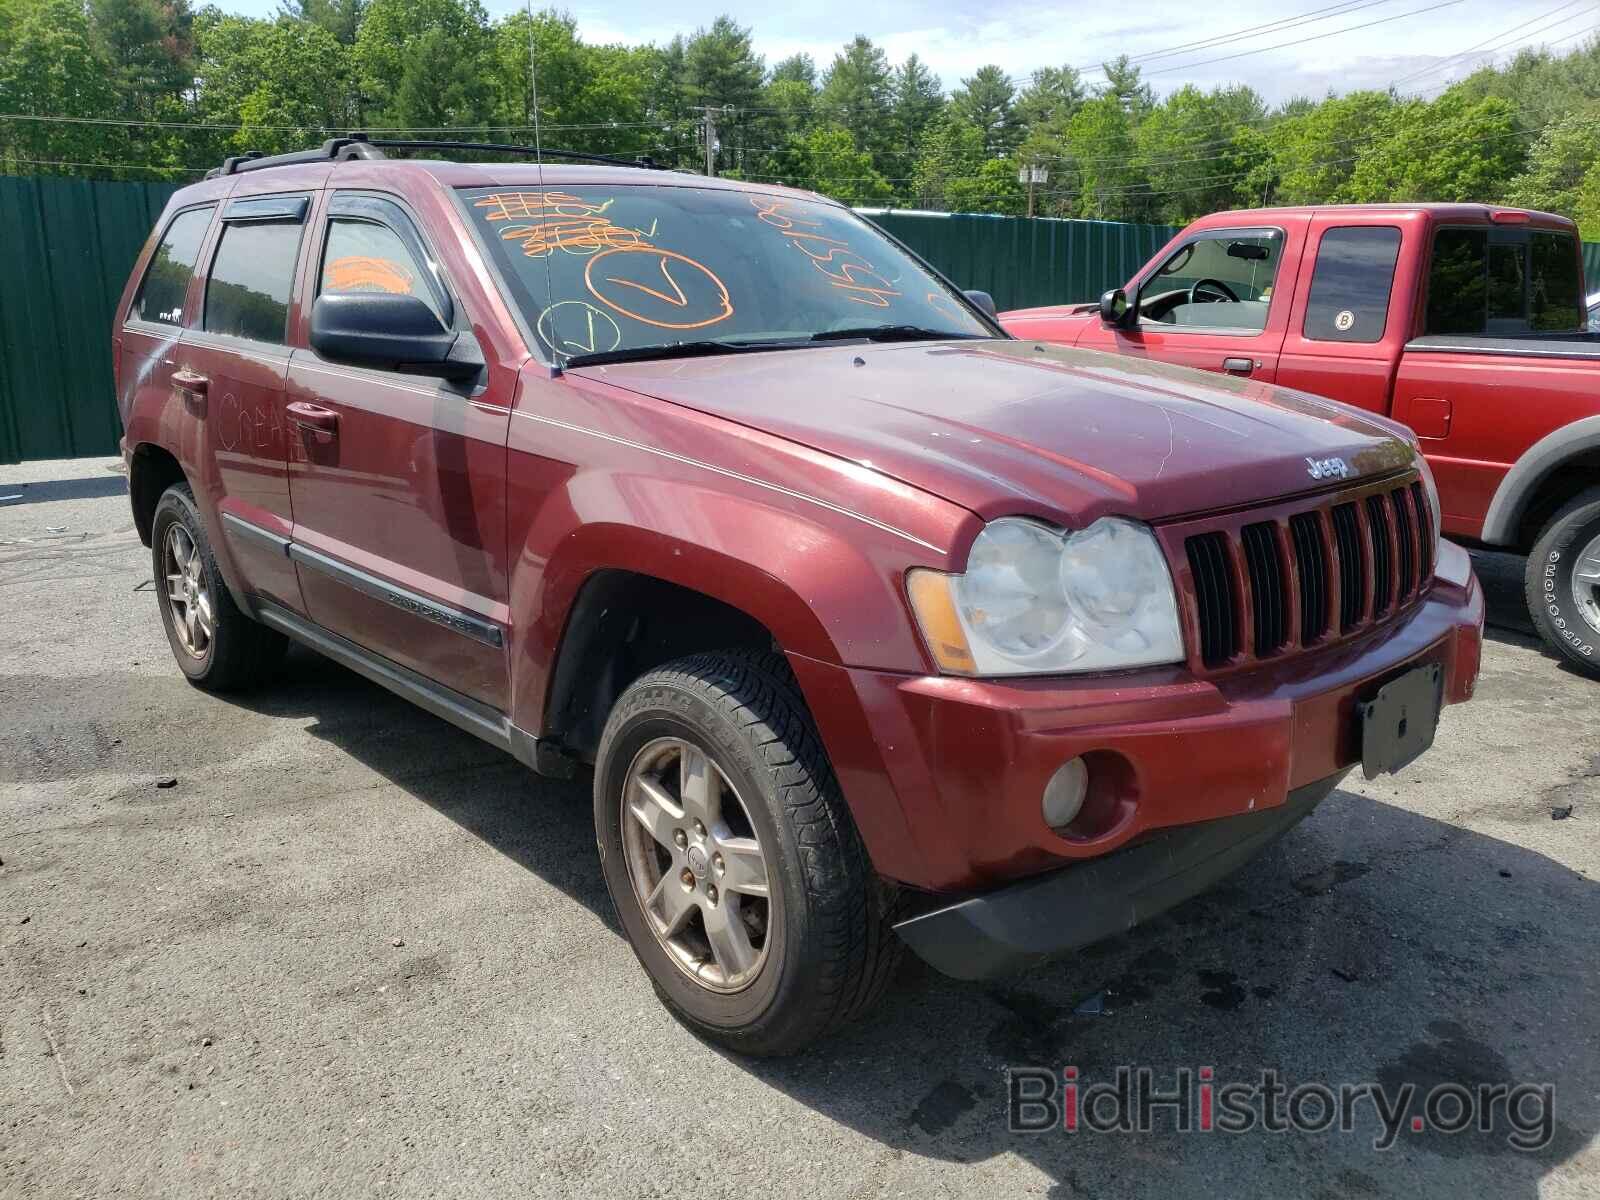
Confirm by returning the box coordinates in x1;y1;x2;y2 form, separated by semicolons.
150;483;286;691
1525;486;1600;680
594;650;902;1056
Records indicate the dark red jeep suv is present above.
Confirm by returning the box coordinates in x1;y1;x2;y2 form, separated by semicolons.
115;139;1484;1055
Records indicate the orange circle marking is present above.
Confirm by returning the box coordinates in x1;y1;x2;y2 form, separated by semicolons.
585;247;734;330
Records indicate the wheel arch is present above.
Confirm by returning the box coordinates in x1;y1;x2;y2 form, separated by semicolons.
127;441;189;546
1482;415;1600;549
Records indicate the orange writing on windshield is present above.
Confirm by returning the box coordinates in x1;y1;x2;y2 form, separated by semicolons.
586;248;733;330
750;196;901;308
474;191;646;257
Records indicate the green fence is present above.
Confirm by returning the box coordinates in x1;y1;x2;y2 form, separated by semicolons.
0;175;179;464
861;209;1181;312
0;175;1597;466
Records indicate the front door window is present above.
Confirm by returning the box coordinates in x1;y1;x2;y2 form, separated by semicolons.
1138;231;1284;333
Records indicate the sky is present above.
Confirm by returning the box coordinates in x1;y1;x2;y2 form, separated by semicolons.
226;0;1598;104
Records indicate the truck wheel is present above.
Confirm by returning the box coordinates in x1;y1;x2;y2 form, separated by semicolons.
151;483;286;691
594;650;901;1056
1525;486;1600;681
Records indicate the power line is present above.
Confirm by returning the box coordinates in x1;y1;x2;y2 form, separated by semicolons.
1078;0;1400;75
1395;0;1595;86
1139;0;1469;78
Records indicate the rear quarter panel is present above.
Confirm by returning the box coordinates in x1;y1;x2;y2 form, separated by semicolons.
1394;349;1600;538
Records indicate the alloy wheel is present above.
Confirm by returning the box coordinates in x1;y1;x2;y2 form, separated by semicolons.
621;736;773;992
1573;531;1600;635
162;523;214;660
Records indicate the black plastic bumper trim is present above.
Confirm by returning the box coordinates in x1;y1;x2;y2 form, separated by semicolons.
893;772;1349;981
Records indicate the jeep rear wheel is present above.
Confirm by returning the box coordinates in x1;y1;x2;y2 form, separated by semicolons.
593;650;901;1056
1525;486;1600;680
151;484;286;691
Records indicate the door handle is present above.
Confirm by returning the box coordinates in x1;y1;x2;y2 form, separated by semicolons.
1222;357;1254;374
286;401;340;435
172;369;209;394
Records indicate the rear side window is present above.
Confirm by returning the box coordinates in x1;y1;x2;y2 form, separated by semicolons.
1303;226;1401;344
131;207;213;326
204;207;306;344
1425;226;1584;335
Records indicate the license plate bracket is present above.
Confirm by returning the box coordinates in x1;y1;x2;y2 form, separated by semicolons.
1359;662;1443;779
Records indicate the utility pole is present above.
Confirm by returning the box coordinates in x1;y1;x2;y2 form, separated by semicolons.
1018;163;1048;219
700;106;719;177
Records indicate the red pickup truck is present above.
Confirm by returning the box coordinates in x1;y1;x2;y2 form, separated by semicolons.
116;143;1482;1053
1002;204;1600;677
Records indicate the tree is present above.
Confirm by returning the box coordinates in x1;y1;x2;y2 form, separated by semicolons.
1061;94;1151;220
90;0;196;120
278;0;365;45
682;15;763;109
354;0;494;130
950;65;1018;157
1503;107;1600;220
770;53;815;88
1260;90;1395;206
1016;64;1084;133
194;16;353;157
910;113;985;209
0;0;124;174
1135;84;1268;221
785;126;891;205
818;35;894;159
1342;91;1525;203
946;157;1026;215
1097;55;1154;117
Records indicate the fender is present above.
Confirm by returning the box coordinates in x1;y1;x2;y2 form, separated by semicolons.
1481;414;1600;546
505;478;951;886
506;473;936;737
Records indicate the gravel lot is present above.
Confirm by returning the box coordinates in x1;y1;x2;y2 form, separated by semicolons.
2;456;1596;1199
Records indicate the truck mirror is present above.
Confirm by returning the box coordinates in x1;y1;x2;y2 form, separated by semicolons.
1099;288;1132;327
963;289;998;319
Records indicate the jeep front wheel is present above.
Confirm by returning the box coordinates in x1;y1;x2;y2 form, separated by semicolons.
1525;486;1600;680
593;650;900;1056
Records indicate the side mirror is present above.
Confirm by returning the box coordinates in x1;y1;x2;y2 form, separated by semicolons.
1099;288;1133;327
309;292;482;380
963;289;998;319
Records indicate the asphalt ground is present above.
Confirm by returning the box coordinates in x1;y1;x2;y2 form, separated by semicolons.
2;456;1596;1198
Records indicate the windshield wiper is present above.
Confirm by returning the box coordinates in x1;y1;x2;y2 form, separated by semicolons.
806;324;992;344
563;338;802;368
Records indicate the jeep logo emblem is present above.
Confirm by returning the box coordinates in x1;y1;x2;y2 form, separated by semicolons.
1306;455;1353;480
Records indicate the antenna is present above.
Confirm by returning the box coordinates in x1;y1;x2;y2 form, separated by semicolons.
525;0;559;372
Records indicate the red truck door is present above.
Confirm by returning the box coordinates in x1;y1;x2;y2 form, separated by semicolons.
1275;212;1424;416
1077;217;1308;383
282;189;512;710
182;192;311;615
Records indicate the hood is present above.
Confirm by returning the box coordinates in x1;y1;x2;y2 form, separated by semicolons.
570;340;1416;524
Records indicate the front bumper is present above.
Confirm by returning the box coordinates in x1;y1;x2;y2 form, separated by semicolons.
894;770;1344;980
791;540;1483;899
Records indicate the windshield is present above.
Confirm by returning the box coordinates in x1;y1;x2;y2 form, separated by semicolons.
459;184;993;362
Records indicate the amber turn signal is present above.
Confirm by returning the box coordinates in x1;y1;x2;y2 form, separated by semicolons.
906;569;977;675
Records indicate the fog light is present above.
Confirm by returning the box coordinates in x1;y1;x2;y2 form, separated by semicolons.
1042;757;1089;829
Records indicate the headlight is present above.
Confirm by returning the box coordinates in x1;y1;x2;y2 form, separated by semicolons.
1415;453;1443;560
907;516;1185;676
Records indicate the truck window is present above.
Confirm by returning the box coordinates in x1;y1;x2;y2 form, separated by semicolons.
1302;226;1401;344
1139;230;1282;333
1424;226;1584;336
203;219;304;344
130;206;214;326
320;217;445;322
